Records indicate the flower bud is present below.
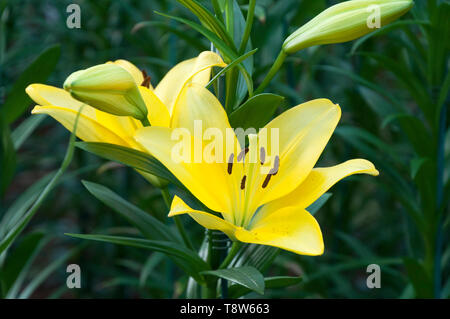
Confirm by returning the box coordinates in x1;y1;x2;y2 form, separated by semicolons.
282;0;413;54
64;63;148;120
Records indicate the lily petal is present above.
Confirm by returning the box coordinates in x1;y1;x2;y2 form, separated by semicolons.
32;105;129;146
26;84;96;118
236;206;324;256
139;86;171;127
249;99;341;211
169;196;238;240
26;84;140;148
135;126;235;217
154;51;226;114
255;159;379;224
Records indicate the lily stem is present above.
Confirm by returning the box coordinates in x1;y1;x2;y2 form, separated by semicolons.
219;242;242;269
160;187;194;251
254;50;287;95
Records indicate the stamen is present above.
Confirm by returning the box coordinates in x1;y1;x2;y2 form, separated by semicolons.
141;70;151;88
237;147;249;162
240;175;247;189
269;155;280;175
227;153;234;175
260;147;266;165
262;174;272;188
262;155;280;188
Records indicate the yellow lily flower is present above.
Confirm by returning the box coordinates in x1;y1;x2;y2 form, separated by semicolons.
135;84;379;256
25;51;226;185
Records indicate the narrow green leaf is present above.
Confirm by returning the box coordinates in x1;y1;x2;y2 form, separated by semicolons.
176;0;235;49
403;258;433;298
0;106;80;254
229;276;302;298
206;48;257;89
306;193;332;215
11;114;45;150
155;11;237;62
66;233;210;282
201;266;265;295
0;232;46;297
2;45;60;124
75;142;178;186
0;118;16;195
81;181;178;242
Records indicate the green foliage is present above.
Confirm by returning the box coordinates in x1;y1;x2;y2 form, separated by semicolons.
0;0;448;299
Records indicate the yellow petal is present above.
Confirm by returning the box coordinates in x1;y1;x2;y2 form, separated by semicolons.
169;196;238;240
26;84;141;148
110;59;144;85
154;51;226;114
26;84;96;118
248;99;341;211
170;84;242;219
255;159;379;223
135;126;234;217
32;105;129;146
235;206;324;256
139;86;170;127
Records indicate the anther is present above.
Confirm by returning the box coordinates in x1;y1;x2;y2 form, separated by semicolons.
262;174;272;188
141;70;151;88
260;147;266;165
237;147;249;162
227;153;234;175
269;155;280;175
240;175;247;189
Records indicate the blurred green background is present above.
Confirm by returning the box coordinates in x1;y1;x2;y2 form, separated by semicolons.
0;0;448;298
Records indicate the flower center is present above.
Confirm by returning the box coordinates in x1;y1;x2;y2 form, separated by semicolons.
226;135;280;227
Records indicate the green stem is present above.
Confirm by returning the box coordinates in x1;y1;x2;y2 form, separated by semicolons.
160;187;194;251
219;242;241;269
254;50;287;95
238;0;256;54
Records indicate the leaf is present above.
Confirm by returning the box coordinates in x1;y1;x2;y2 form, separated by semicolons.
0;106;80;254
0;232;46;297
75;142;179;186
1;45;60;124
17;245;83;299
66;233;210;282
410;157;430;179
230;244;279;273
206;48;257;89
403;258;433;298
176;0;235;49
306;193;332;215
11;114;45;150
155;11;236;62
201;266;265;295
229;276;302;298
0;118;16;196
81;181;179;242
229;93;284;130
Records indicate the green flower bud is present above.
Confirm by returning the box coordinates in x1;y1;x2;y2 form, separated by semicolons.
64;63;148;120
283;0;413;54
